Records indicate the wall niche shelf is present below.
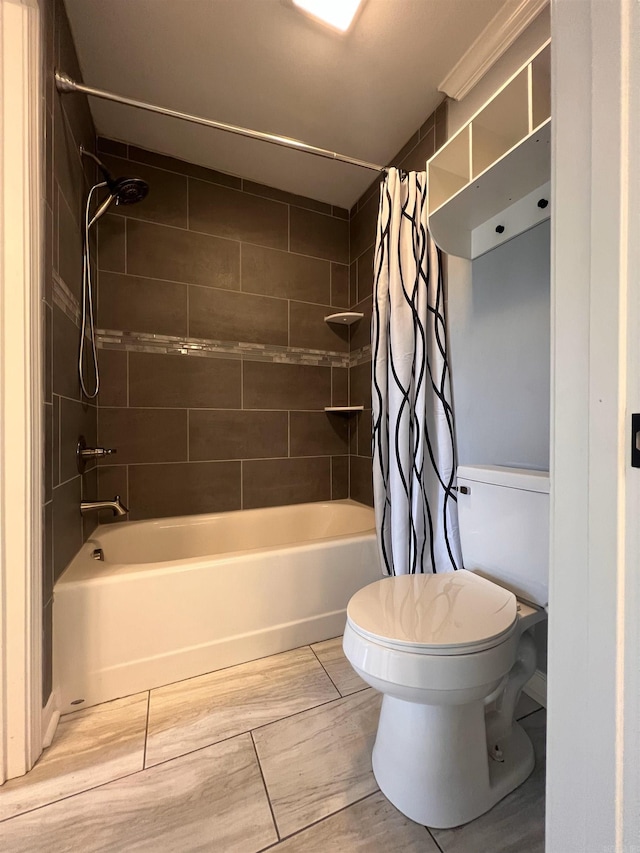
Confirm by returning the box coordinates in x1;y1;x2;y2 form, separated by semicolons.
324;406;364;414
324;312;364;326
427;42;551;260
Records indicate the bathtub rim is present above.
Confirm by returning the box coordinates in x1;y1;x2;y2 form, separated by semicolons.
56;499;376;587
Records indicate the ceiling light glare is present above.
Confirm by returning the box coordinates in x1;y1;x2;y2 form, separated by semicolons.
292;0;364;33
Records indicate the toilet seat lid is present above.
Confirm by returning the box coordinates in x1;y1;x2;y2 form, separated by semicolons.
346;572;518;655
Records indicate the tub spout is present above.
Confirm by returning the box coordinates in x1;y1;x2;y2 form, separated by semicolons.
80;495;129;517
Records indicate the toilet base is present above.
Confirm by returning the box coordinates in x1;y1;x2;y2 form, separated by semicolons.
372;694;535;828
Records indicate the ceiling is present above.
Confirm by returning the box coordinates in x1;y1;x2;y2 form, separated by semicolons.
63;0;508;208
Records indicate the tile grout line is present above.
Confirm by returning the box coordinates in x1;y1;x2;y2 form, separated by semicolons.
287;298;290;348
7;683;357;829
8;668;382;838
241;358;244;509
426;826;446;852
108;210;344;266
0;695;160;830
141;690;151;769
308;644;343;697
516;705;546;722
90;266;347;310
56;394;61;489
256;790;384;852
66;454;346;470
0;765;151;827
250;731;281;844
186;282;190;340
139;690;354;777
99;141;349;220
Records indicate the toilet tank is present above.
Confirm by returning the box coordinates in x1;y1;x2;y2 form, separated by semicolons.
457;465;549;607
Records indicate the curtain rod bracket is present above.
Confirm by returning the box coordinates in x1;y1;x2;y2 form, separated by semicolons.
55;71;78;93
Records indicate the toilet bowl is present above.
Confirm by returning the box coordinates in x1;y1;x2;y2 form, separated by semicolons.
344;465;549;829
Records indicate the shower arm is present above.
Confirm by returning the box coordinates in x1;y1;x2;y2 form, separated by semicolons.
55;71;388;174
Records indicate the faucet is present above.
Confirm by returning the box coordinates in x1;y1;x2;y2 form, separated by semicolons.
80;495;129;517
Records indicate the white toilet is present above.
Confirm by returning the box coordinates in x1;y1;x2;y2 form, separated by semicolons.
343;465;549;829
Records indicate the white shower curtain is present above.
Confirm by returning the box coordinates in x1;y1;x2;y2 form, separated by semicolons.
372;169;462;575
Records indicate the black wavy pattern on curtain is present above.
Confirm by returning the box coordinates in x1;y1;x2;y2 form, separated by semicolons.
371;172;459;575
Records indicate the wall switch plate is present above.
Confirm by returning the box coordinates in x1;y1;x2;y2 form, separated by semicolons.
631;414;640;467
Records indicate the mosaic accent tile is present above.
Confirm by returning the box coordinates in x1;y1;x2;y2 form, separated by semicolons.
55;270;370;368
96;329;351;368
52;272;80;326
351;344;372;366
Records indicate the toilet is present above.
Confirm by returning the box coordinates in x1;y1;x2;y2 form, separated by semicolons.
343;465;549;829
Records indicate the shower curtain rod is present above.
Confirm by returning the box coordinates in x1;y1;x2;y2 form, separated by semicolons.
55;71;387;174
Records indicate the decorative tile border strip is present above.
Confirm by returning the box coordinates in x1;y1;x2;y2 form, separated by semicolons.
97;329;351;369
52;272;81;326
350;345;372;367
54;275;370;369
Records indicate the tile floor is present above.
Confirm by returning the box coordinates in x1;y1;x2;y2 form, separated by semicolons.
0;638;546;852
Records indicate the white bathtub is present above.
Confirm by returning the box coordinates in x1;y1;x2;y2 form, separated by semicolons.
53;500;380;714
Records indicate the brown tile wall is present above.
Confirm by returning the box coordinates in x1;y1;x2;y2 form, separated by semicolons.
37;4;448;703
95;141;350;520
41;0;98;704
347;100;448;507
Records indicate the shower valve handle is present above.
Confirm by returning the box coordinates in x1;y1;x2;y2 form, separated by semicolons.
76;435;117;473
81;447;116;459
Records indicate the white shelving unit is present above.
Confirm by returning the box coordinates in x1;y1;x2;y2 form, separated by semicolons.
427;42;551;260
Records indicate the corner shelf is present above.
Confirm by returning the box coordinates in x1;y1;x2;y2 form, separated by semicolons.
427;41;551;260
324;406;364;414
324;312;364;326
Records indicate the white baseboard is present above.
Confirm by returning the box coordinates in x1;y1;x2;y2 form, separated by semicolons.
523;668;547;708
41;691;60;749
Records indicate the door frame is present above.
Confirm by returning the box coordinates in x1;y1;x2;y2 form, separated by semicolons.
0;0;43;783
547;0;640;849
1;0;639;845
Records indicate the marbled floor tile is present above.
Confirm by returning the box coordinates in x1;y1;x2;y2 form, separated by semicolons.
0;733;277;853
254;687;382;838
0;693;148;822
432;710;547;853
311;636;367;696
515;690;543;719
146;646;339;767
271;791;440;852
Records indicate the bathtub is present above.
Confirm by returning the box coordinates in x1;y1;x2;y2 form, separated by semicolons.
53;500;380;714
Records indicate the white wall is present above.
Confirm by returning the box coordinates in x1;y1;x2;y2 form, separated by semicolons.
449;221;550;471
448;222;551;675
